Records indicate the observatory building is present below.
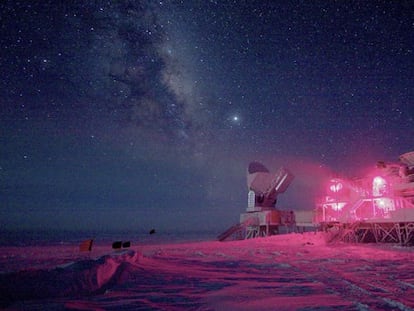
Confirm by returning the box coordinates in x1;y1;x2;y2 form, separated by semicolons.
218;162;294;241
315;150;414;245
219;151;414;245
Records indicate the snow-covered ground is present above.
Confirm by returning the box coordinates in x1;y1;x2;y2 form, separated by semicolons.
1;232;414;310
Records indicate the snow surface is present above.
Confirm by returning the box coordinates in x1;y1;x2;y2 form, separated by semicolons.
1;232;414;310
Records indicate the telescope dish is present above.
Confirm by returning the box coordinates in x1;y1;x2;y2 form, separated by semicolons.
248;161;269;174
400;151;414;166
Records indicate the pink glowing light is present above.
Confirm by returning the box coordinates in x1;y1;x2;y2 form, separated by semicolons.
372;176;387;196
373;176;386;186
329;180;343;193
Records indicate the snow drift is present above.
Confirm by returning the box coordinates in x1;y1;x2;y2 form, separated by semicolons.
0;250;141;307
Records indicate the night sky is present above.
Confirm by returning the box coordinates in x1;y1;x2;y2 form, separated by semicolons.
1;1;413;233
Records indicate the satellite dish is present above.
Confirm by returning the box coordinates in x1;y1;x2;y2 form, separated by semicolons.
400;151;414;166
248;161;269;174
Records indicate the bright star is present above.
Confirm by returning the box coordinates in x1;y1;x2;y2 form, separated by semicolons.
229;114;241;126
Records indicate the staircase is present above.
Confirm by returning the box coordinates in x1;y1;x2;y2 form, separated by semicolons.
217;218;256;241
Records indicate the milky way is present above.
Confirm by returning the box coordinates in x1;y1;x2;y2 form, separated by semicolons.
1;1;413;232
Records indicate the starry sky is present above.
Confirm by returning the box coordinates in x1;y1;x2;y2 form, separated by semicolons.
1;1;413;233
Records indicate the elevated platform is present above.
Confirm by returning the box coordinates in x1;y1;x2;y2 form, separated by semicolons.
325;221;414;246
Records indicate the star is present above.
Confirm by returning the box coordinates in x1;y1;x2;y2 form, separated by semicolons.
227;114;242;128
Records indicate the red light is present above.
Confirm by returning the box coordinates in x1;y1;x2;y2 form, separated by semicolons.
372;176;387;196
373;176;385;186
329;180;343;192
